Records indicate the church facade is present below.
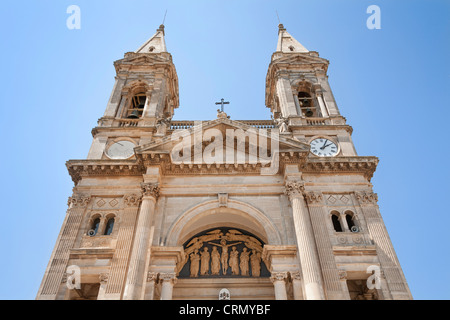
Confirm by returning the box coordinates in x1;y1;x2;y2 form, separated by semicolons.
36;24;412;300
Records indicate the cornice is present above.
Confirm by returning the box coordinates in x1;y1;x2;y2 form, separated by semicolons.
66;160;145;185
301;156;379;181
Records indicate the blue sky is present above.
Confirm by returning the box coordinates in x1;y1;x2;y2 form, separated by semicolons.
0;0;449;300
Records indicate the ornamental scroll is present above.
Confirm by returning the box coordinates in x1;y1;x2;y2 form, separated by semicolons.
177;227;269;278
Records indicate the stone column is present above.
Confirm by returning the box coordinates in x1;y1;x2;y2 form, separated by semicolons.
123;183;159;300
315;91;329;117
144;272;158;300
160;273;177;300
290;271;304;300
285;181;325;300
36;194;91;300
338;270;351;300
276;76;298;117
97;273;108;300
270;272;288;300
103;77;126;118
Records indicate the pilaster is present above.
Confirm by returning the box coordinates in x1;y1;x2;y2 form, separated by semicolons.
305;190;347;299
355;191;412;299
103;193;142;299
36;194;91;300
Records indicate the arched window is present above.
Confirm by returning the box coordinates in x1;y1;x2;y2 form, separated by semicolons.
104;217;115;236
298;92;316;117
90;217;101;236
331;212;343;232
345;211;357;232
126;92;146;119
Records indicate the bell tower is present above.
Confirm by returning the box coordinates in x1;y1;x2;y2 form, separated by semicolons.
89;24;179;159
266;24;340;120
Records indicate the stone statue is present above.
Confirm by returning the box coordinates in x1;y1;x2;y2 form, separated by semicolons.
211;246;221;275
200;247;210;276
229;246;240;275
209;239;242;275
155;112;172;136
250;249;261;277
189;249;200;277
239;247;250;276
272;115;289;133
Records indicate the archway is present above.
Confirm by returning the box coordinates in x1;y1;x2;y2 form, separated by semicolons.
162;199;281;300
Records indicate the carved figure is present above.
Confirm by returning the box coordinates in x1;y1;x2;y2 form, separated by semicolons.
189;249;200;277
200;247;210;275
250;249;261;277
239;247;250;276
229;246;240;275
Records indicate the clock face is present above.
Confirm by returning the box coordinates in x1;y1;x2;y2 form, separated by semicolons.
310;138;339;157
106;140;135;159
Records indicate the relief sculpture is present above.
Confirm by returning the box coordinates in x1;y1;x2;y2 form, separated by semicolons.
178;228;268;278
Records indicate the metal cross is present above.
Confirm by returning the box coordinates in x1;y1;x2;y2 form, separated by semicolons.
215;98;230;112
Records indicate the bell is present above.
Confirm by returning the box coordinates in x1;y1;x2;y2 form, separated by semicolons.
305;108;314;117
301;98;310;107
127;110;140;119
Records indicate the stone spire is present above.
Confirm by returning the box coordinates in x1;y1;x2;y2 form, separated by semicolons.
276;24;309;53
135;24;167;53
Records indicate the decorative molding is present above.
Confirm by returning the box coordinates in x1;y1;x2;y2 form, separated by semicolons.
66;160;144;185
141;183;160;199
300;157;379;181
146;272;158;283
67;195;91;208
304;191;323;204
355;191;378;205
159;272;177;284
284;181;304;200
218;193;228;207
123;193;142;207
99;273;109;284
338;269;347;280
290;271;302;281
270;271;288;283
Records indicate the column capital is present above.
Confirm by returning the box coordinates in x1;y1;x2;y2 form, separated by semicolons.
290;271;302;281
147;272;158;283
270;271;289;283
99;273;109;285
141;182;160;199
67;194;91;208
284;181;305;200
355;191;378;205
304;191;323;205
159;272;177;285
123;193;142;207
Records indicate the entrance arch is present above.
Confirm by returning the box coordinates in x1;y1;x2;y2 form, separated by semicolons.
164;199;282;247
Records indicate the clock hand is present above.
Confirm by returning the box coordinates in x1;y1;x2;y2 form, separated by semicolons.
324;143;333;148
320;139;328;150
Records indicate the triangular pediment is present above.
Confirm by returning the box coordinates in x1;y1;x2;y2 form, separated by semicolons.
271;52;329;66
135;118;309;173
137;118;309;153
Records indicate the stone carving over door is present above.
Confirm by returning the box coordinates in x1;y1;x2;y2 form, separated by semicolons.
178;227;269;278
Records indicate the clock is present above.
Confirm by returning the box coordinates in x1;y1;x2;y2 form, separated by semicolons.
310;138;339;157
106;140;136;159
